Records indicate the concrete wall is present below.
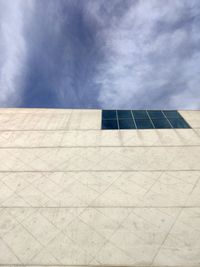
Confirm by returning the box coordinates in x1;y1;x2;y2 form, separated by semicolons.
0;109;199;267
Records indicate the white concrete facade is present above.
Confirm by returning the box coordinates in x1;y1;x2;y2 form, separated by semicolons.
0;109;199;267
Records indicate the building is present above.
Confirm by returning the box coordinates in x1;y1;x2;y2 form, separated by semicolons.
0;108;199;266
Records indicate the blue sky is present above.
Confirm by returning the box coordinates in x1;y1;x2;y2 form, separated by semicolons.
0;0;200;109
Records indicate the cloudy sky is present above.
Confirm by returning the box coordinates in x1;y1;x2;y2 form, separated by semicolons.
0;0;200;109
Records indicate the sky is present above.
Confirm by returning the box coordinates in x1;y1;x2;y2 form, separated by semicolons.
0;0;200;109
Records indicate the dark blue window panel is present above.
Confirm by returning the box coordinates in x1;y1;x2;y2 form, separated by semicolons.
101;110;191;130
163;110;182;118
152;118;172;129
117;110;132;119
132;110;149;119
102;110;117;120
135;119;154;129
102;119;118;129
147;110;165;119
119;119;136;129
168;118;190;128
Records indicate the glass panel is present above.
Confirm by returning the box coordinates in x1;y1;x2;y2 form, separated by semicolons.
135;119;154;129
152;118;172;129
132;110;149;119
117;110;132;119
119;119;135;129
102;110;117;120
168;118;190;128
147;110;165;119
163;110;181;118
101;110;191;130
102;119;118;129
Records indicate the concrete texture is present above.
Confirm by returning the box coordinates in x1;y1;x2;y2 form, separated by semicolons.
0;109;199;267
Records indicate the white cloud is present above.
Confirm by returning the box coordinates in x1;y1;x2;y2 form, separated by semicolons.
0;0;31;106
91;0;200;109
0;0;199;109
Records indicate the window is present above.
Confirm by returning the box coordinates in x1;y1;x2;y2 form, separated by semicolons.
118;119;136;129
101;110;190;130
